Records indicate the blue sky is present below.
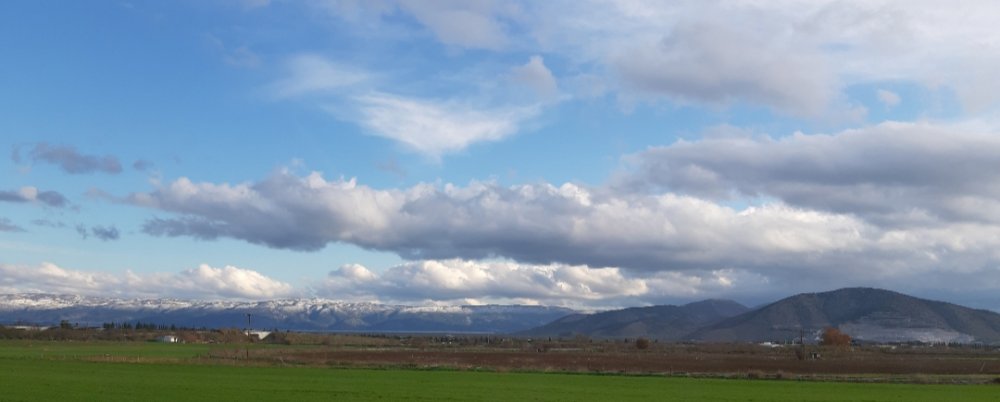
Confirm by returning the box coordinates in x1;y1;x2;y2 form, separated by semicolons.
3;1;1000;309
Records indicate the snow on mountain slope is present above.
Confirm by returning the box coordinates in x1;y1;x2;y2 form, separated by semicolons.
0;294;576;333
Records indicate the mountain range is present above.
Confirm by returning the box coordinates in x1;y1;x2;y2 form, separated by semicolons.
0;294;573;334
522;288;1000;344
4;288;1000;344
690;287;1000;344
518;299;749;340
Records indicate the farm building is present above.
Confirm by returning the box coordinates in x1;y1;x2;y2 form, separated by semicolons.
156;335;179;343
244;330;271;341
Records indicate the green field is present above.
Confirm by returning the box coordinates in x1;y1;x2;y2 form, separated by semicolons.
0;341;996;401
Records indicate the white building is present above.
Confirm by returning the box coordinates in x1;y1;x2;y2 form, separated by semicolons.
244;330;271;340
156;335;179;343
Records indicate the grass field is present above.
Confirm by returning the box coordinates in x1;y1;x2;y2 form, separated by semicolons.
1;341;997;401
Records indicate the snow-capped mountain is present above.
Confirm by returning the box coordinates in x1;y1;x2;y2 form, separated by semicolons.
0;294;576;333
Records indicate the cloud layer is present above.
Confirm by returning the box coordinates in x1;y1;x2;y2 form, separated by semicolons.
0;259;749;307
322;259;647;305
318;259;779;307
618;121;1000;226
118;120;1000;306
319;1;1000;114
131;170;867;271
0;263;294;300
5;256;996;309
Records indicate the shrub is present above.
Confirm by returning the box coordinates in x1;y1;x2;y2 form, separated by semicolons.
820;327;851;347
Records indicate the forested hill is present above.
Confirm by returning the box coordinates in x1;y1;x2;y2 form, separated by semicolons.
689;288;1000;344
518;299;748;340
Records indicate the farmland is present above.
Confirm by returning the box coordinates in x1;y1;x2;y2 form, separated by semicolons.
1;338;999;401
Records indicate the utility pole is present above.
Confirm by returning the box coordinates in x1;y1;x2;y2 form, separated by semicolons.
246;313;252;360
799;329;806;361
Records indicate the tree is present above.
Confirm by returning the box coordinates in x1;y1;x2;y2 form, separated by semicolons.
820;327;851;347
635;338;651;350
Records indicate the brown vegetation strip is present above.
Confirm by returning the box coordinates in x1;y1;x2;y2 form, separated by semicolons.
247;347;1000;376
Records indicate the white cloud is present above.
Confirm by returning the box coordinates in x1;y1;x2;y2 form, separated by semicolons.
320;259;647;305
0;259;765;307
510;55;557;97
613;20;834;115
161;264;295;299
593;1;1000;113
121;119;1000;305
321;257;1000;309
618;121;1000;226
317;259;779;307
353;92;539;156
130;169;872;271
0;262;294;300
269;54;369;98
307;1;1000;114
268;53;548;156
396;0;516;50
877;89;901;107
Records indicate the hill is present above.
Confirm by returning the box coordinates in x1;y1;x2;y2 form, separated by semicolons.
518;299;748;340
690;288;1000;343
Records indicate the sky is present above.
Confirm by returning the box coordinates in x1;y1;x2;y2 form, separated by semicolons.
3;0;1000;310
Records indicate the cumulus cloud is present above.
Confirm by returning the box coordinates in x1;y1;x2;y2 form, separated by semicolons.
0;262;294;300
353;92;539;156
0;259;756;307
118;118;1000;306
128;168;872;272
318;259;790;307
617;121;1000;226
320;259;648;305
0;218;25;233
18;143;122;174
0;186;69;208
319;258;1000;309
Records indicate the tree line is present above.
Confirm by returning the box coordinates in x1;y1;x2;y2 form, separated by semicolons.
101;321;185;331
